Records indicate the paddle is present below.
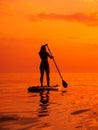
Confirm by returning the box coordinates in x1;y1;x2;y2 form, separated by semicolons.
45;44;68;88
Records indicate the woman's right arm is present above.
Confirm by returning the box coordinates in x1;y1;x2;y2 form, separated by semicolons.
47;52;53;59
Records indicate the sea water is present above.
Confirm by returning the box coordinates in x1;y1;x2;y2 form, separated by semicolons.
0;73;98;130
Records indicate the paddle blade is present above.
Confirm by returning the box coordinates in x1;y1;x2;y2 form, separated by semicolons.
62;80;68;88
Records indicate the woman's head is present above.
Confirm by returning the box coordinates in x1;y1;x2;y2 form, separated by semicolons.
40;45;46;52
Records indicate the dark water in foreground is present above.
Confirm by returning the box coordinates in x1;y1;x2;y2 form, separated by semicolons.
0;73;98;130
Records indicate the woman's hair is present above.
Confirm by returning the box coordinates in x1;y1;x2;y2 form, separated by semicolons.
40;45;46;52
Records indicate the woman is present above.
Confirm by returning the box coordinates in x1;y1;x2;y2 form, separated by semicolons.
39;44;53;87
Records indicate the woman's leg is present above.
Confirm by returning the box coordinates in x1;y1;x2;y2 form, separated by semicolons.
40;69;44;86
46;66;50;87
40;63;44;86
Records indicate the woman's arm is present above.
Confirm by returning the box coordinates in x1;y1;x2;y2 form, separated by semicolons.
47;52;53;59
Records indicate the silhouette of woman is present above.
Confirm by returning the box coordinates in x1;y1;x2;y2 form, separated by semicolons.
39;44;53;87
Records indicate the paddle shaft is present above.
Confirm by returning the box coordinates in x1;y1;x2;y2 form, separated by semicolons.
46;45;63;81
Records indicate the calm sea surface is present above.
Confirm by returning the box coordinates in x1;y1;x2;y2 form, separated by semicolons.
0;73;98;130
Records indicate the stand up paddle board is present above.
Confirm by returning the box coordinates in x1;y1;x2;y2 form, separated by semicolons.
28;85;59;92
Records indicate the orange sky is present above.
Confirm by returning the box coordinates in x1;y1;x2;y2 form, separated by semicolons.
1;0;98;72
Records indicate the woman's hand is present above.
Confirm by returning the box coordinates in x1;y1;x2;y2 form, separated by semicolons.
45;44;48;46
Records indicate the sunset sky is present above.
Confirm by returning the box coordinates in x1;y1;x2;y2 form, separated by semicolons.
1;0;98;72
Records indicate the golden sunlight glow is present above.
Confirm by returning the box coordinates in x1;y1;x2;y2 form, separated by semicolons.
0;0;98;72
81;0;96;2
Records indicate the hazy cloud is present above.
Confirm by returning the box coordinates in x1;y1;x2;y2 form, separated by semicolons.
28;12;98;26
88;43;98;48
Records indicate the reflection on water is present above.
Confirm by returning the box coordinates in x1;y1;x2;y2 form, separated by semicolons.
1;73;98;130
40;90;49;104
38;91;50;117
